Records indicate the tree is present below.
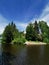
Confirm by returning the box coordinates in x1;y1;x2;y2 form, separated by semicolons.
11;22;19;38
38;21;49;38
2;25;13;43
34;21;39;40
34;21;39;34
2;22;19;43
38;21;49;43
26;23;36;41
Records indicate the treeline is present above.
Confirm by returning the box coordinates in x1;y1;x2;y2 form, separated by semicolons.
26;21;49;43
2;22;26;44
2;20;49;44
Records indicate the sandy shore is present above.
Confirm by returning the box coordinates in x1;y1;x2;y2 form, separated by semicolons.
24;41;46;45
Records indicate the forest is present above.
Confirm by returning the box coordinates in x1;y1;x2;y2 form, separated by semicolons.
1;21;49;44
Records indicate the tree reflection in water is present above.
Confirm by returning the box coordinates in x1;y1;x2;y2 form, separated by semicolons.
2;44;15;65
1;44;49;65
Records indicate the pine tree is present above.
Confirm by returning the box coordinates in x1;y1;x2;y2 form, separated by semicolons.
26;23;36;41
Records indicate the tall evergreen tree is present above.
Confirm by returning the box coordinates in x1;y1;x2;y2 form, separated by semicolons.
34;21;39;40
34;21;39;34
38;21;48;38
2;25;13;43
26;23;36;41
2;22;19;43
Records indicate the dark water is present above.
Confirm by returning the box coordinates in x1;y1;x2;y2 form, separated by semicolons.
0;44;49;65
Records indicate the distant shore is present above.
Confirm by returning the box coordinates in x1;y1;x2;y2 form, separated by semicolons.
24;41;46;45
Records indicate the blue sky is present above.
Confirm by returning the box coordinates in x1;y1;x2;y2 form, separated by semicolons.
0;0;49;34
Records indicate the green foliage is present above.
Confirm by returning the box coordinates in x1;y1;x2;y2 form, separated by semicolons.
36;34;42;41
26;20;49;43
2;20;49;44
26;23;36;41
2;22;19;44
2;21;26;44
39;21;49;43
39;21;48;37
34;21;39;34
10;21;19;38
0;35;2;37
12;37;26;44
26;21;41;41
43;38;49;44
2;25;13;43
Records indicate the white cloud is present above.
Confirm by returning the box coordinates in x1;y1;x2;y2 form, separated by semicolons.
31;3;49;25
0;14;9;34
14;21;28;32
15;22;27;28
0;14;28;34
0;3;49;34
39;3;49;25
16;3;49;33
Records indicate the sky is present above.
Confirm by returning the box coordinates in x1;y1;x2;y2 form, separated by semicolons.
0;0;49;34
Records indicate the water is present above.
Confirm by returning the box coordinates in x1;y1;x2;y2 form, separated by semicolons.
0;44;49;65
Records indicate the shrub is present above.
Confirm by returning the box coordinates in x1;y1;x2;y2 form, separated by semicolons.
43;38;49;44
12;37;26;44
37;34;43;41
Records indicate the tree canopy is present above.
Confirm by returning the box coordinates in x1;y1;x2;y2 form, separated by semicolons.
26;21;49;43
2;22;18;43
2;20;49;44
26;23;36;41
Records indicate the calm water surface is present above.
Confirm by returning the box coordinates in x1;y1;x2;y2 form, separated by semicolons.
0;44;49;65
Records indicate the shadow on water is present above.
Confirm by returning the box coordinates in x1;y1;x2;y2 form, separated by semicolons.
0;43;2;65
1;44;49;65
2;44;27;65
2;44;16;65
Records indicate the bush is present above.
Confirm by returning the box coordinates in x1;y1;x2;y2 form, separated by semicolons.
37;34;43;41
43;38;49;44
12;37;26;44
2;22;19;44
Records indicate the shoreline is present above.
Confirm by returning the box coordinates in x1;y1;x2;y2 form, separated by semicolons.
24;41;46;45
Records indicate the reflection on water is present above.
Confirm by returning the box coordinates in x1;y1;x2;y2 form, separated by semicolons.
2;44;15;65
0;44;2;65
1;44;49;65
